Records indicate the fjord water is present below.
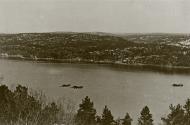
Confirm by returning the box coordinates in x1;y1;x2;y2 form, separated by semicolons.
1;59;190;124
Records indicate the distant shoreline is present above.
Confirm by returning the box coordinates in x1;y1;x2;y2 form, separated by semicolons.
1;57;190;74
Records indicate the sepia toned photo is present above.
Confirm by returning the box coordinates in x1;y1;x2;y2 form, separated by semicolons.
0;0;190;125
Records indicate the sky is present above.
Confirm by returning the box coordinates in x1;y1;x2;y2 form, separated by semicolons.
0;0;190;33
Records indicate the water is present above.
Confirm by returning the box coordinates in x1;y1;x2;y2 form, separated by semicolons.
1;59;190;124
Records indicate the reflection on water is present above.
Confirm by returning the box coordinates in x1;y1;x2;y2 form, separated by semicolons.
1;59;190;124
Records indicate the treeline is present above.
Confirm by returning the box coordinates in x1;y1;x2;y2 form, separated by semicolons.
75;96;190;125
1;84;190;125
75;96;151;125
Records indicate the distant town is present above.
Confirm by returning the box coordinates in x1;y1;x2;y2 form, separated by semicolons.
1;32;190;67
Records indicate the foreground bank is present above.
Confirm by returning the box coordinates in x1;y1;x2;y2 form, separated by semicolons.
0;84;190;125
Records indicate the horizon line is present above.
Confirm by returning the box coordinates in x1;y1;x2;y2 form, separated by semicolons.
0;31;190;35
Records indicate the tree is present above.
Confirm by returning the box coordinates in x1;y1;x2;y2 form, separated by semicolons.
138;106;153;125
0;84;75;125
0;85;16;124
101;105;114;125
184;99;190;125
76;96;96;125
14;85;29;122
122;113;132;125
161;104;184;125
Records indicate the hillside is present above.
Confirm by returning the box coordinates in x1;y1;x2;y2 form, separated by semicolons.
1;32;190;67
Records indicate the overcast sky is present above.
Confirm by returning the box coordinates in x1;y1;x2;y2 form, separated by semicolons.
0;0;190;33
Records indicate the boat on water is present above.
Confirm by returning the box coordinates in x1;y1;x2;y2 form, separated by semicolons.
71;85;84;89
60;84;84;89
172;83;183;87
60;84;71;87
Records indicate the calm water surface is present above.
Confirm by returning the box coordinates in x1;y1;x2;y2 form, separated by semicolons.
1;59;190;124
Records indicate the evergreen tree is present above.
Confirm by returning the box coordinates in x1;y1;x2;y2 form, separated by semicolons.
122;113;132;125
0;85;16;124
76;96;96;125
184;99;190;125
101;105;114;125
161;104;184;125
138;106;153;125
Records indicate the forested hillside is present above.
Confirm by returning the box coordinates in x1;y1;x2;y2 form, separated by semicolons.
1;32;190;67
